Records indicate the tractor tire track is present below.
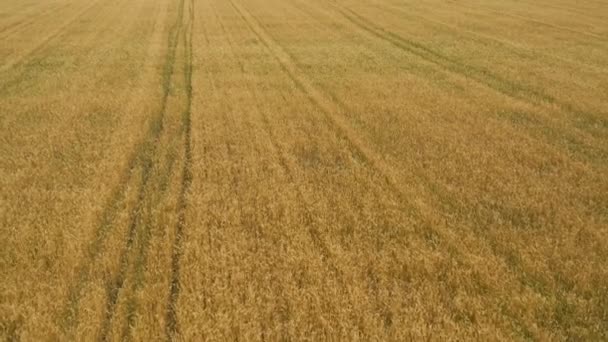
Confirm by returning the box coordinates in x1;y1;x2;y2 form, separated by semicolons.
227;0;500;236
100;0;191;338
164;0;193;337
227;5;458;280
328;3;608;127
335;5;554;101
228;0;425;218
380;3;607;74
97;128;183;341
284;0;600;312
223;2;344;254
227;1;575;316
125;5;192;338
98;157;155;342
213;0;346;314
59;0;182;336
226;0;424;288
225;3;430;331
288;0;608;164
288;1;600;305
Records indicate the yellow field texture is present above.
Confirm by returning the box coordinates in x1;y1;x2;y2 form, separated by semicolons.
1;0;607;340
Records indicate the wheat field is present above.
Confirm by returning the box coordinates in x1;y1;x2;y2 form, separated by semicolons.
1;0;607;340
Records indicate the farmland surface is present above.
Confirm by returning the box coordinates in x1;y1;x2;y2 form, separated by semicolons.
1;0;608;340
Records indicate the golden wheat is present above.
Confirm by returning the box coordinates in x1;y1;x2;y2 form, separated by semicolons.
1;0;607;340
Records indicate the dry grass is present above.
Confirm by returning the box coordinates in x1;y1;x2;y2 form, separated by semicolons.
1;0;607;340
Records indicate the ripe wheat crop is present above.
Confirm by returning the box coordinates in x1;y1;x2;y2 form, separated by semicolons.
1;0;607;340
